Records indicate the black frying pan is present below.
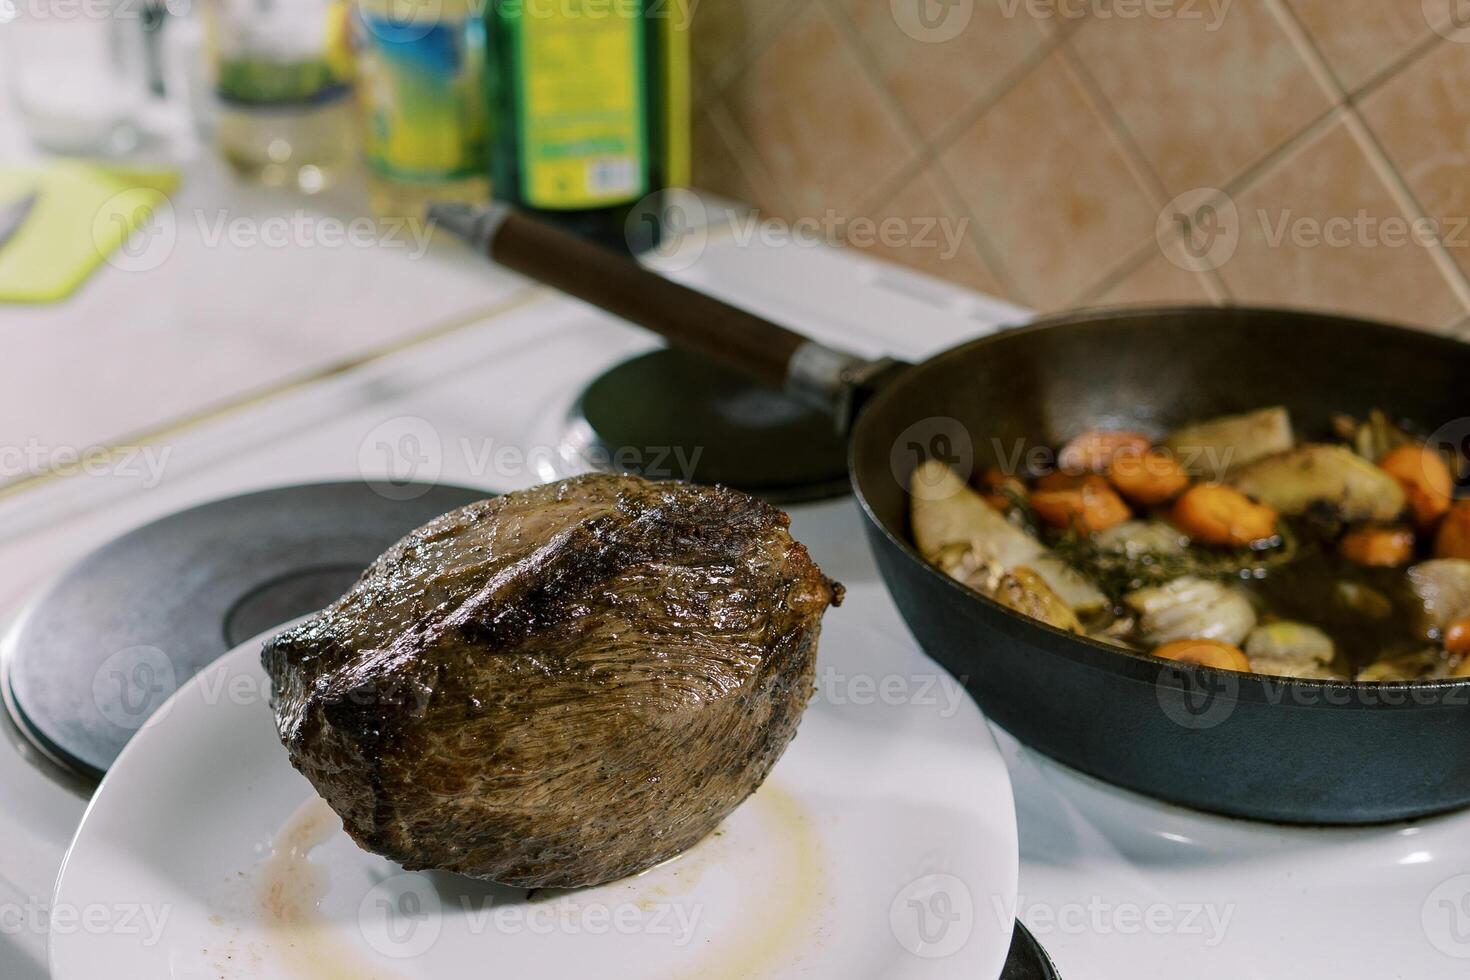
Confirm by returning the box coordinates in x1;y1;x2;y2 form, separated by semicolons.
433;204;1470;824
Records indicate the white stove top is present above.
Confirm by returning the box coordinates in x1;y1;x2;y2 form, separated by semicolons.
2;189;1467;979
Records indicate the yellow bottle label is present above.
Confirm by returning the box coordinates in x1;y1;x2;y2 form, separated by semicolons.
515;2;648;209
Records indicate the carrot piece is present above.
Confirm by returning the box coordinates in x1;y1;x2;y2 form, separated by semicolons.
1153;638;1253;672
1437;502;1470;560
1030;474;1132;533
1339;525;1416;567
1035;471;1086;492
1171;484;1279;548
1379;445;1453;532
978;466;1027;512
1059;430;1153;475
1445;617;1470;658
1109;448;1191;505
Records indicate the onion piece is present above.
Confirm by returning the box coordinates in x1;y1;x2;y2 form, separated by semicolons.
1407;559;1470;637
1244;622;1343;679
1126;576;1258;647
1095;520;1190;558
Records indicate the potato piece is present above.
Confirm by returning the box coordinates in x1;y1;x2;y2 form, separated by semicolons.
1436;502;1470;560
1339;525;1415;567
1029;556;1111;613
993;567;1084;633
909;461;1107;612
1379;445;1452;532
1126;576;1258;647
1171;484;1279;548
1230;444;1406;523
1407;559;1470;635
1244;622;1338;679
1153;639;1253;672
911;461;1031;561
1165;407;1294;478
1109;448;1191;505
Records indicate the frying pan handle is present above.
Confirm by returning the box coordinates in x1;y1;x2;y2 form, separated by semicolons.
428;203;897;424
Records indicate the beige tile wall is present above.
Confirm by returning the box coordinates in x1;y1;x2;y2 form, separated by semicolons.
688;0;1470;336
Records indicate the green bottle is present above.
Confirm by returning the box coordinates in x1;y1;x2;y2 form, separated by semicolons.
488;0;689;252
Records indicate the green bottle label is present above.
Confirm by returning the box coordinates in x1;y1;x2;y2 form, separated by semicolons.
509;1;649;210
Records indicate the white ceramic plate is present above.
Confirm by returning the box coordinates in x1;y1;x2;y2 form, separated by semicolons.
51;599;1019;980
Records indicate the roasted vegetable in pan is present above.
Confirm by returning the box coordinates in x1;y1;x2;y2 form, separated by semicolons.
1408;559;1470;636
1379;445;1453;531
1231;444;1406;523
908;405;1470;682
1164;406;1294;476
910;460;1106;614
1127;577;1257;647
1153;638;1253;672
1243;622;1341;680
1437;503;1470;560
1339;526;1416;568
1171;484;1280;548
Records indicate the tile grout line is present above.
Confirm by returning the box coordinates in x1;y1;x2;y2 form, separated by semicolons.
1345;30;1446;107
701;0;814;96
1344;109;1470;317
700;94;798;217
1266;0;1346;107
1268;0;1470;318
1055;35;1172;213
921;30;1060;163
926;163;1035;307
819;0;930;215
819;0;1031;304
1054;33;1231;306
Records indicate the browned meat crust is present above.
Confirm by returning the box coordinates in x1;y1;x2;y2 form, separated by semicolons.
262;474;842;888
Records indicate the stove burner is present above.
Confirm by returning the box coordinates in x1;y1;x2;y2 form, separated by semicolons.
567;347;851;504
2;481;488;780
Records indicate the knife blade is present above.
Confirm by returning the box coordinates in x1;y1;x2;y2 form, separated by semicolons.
0;191;40;253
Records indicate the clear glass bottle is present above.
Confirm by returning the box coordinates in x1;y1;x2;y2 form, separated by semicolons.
203;0;356;192
0;0;150;156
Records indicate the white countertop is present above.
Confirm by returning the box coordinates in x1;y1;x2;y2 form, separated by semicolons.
3;129;1468;980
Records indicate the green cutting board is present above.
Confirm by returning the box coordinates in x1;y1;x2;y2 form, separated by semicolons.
0;163;180;304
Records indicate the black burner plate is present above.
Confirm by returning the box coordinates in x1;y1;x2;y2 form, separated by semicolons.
3;481;487;779
571;347;851;504
1003;921;1062;979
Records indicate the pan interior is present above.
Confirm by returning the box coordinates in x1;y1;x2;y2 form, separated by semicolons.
851;305;1469;649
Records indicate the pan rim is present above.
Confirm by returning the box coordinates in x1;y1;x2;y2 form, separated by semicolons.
849;302;1470;700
